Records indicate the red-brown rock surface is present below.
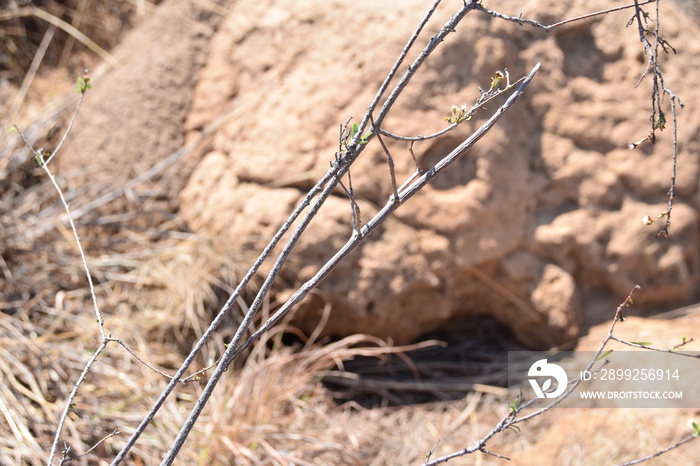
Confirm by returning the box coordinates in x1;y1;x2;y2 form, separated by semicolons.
56;0;700;348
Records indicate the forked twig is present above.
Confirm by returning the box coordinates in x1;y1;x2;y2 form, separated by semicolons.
13;81;121;465
13;78;172;465
58;428;120;465
371;115;399;202
479;1;682;239
336;120;363;236
628;0;683;237
337;168;363;237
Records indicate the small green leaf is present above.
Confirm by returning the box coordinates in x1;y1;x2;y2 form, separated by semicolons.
631;341;652;346
595;350;613;362
351;122;359;138
692;421;700;437
509;396;522;413
10;126;18;133
490;70;504;89
76;75;92;93
654;112;666;131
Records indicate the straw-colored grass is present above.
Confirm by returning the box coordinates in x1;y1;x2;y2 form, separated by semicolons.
0;167;516;464
0;159;491;465
0;227;506;465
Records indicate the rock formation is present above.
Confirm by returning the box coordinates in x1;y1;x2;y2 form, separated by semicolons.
57;0;699;348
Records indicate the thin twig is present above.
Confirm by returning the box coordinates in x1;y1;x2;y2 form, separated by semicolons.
629;0;683;236
336;170;363;237
656;96;677;238
46;88;87;166
547;0;656;29
408;142;421;170
615;435;697;465
425;285;643;465
473;5;549;30
479;447;510;461
371;115;399;202
109;338;175;379
13;84;114;466
379;123;457;143
59;428;121;465
379;70;524;142
424;439;440;464
49;340;109;465
609;334;700;359
39;153;105;337
474;0;657;31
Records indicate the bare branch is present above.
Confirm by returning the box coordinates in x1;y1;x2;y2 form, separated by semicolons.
547;0;657;29
425;284;641;465
50;340;109;465
474;0;657;31
371;115;399;202
615;435;697;465
58;428;120;465
655;94;678;238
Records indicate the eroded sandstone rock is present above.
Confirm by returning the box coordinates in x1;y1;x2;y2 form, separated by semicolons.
58;0;700;347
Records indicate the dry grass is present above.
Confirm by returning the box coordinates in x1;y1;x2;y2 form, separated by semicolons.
0;150;500;464
0;151;519;464
1;0;160;84
0;0;164;173
0;221;509;465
